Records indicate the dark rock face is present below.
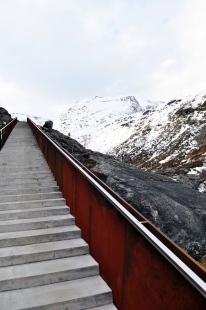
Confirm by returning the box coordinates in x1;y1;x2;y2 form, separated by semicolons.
43;121;53;129
42;126;206;261
0;107;12;128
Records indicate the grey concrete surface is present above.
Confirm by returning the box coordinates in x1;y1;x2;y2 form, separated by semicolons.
88;305;117;310
0;206;70;220
0;255;99;291
0;192;62;203
0;198;66;210
0;186;60;195
0;276;113;310
0;122;115;309
0;225;81;248
0;239;89;267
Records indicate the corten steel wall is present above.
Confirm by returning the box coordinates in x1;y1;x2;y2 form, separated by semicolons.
28;118;206;310
0;118;17;150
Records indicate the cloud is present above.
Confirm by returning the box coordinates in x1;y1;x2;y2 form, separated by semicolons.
0;0;206;117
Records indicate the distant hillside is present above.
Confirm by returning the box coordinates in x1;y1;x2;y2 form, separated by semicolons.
11;113;49;126
55;95;145;152
54;92;206;193
110;91;206;193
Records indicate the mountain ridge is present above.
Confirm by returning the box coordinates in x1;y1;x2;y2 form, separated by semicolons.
55;91;206;193
54;95;160;153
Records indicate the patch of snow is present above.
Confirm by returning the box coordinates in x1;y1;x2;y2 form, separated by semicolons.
54;95;143;152
198;182;206;193
187;166;206;175
12;113;49;126
159;155;174;164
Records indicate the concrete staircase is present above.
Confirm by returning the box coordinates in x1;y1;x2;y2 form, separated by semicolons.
0;122;116;310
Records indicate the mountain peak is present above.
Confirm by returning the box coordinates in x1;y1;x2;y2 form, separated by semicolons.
55;95;142;152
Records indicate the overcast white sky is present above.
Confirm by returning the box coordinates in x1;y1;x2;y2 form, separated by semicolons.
0;0;206;119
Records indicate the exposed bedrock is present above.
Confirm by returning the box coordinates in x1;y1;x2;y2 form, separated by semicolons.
0;107;12;128
42;127;206;261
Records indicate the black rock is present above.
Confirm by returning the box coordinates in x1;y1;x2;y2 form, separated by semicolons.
41;126;206;261
0;107;12;128
43;120;53;129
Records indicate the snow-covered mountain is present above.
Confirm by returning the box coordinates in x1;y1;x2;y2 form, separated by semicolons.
111;91;206;192
54;92;206;193
11;113;49;126
55;96;143;152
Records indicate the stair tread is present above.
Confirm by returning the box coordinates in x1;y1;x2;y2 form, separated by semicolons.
88;305;117;310
0;197;65;205
0;275;112;310
0;175;54;181
0;191;63;203
0;254;98;281
0;238;87;258
0;205;69;216
0;192;62;200
0;225;80;240
0;214;73;226
0;181;57;187
0;186;59;195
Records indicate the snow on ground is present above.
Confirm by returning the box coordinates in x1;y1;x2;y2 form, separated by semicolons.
12;113;49;126
54;95;143;153
113;90;206;160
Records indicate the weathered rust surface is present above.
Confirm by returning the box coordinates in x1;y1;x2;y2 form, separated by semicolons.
28;118;206;310
40;132;206;282
0;118;17;150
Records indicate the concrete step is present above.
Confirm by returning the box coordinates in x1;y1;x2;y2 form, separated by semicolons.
0;152;43;157
88;305;117;310
2;144;41;153
0;214;74;233
0;275;113;310
0;162;49;169
0;150;43;154
0;175;55;183
2;142;39;147
0;255;99;292
0;180;57;189
0;186;59;196
0;225;81;248
0;192;62;203
0;238;89;267
0;154;45;160
0;156;46;162
0;161;47;166
0;206;69;221
0;198;65;210
0;166;51;173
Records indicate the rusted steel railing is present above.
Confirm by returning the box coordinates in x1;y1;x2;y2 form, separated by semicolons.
0;118;17;150
28;118;206;310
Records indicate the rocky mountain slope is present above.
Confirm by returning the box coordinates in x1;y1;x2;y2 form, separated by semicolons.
42;125;206;263
55;92;206;193
0;107;12;128
111;91;206;193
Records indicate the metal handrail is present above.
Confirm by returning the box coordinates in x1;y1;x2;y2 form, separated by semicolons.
28;117;206;298
0;118;17;150
44;128;206;279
